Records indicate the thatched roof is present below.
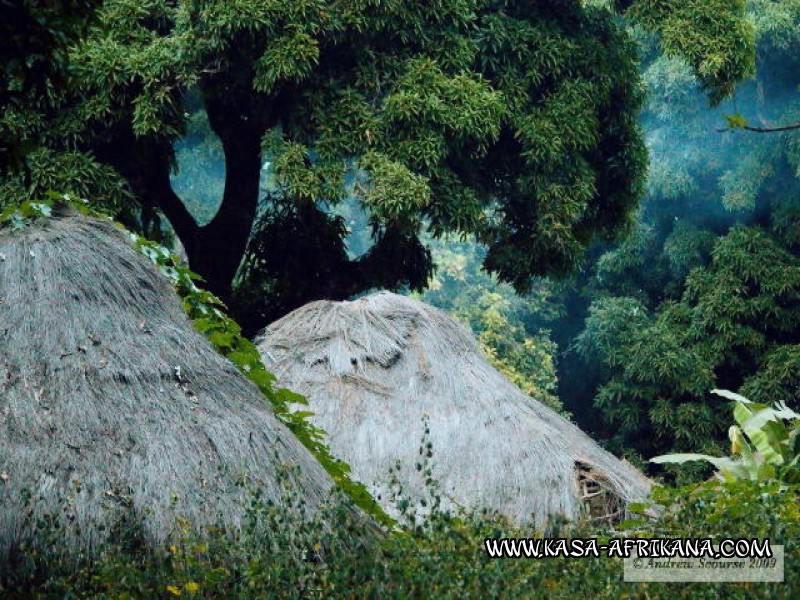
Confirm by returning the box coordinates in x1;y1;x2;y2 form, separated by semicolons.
257;292;651;526
0;210;335;567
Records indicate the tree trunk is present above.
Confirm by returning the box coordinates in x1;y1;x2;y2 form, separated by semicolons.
166;77;273;303
95;84;269;304
185;128;262;303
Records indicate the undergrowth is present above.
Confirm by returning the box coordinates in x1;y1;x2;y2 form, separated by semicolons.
1;478;797;598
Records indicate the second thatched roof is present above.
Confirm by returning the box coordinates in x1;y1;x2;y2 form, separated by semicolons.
0;210;337;569
257;292;650;526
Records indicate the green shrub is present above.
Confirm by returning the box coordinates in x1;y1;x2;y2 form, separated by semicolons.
3;477;797;599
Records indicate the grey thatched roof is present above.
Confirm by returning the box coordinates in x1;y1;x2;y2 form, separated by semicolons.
257;292;651;526
0;211;335;567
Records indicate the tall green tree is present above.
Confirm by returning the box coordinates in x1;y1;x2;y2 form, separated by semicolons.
1;0;752;315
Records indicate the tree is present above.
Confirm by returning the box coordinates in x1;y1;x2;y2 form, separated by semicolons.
0;0;99;173
578;228;800;457
0;0;753;317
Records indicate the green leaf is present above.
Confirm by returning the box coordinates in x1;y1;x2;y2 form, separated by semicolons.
650;452;740;473
207;330;235;349
291;411;317;420
724;113;749;129
626;502;651;514
712;388;752;404
740;409;789;466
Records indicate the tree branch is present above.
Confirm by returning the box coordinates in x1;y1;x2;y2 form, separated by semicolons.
718;121;800;134
98;133;199;249
156;180;199;249
741;122;800;133
138;141;199;247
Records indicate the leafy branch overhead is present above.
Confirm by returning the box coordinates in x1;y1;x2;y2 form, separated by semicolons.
627;0;756;105
1;0;756;324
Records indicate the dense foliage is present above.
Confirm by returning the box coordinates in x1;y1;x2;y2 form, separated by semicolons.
4;473;798;598
1;0;753;322
653;389;800;483
0;0;99;171
561;1;800;463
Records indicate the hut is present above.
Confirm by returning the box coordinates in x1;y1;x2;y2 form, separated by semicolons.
0;209;336;570
257;292;651;526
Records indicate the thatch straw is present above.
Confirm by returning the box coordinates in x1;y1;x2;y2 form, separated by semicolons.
0;210;335;568
257;292;651;527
